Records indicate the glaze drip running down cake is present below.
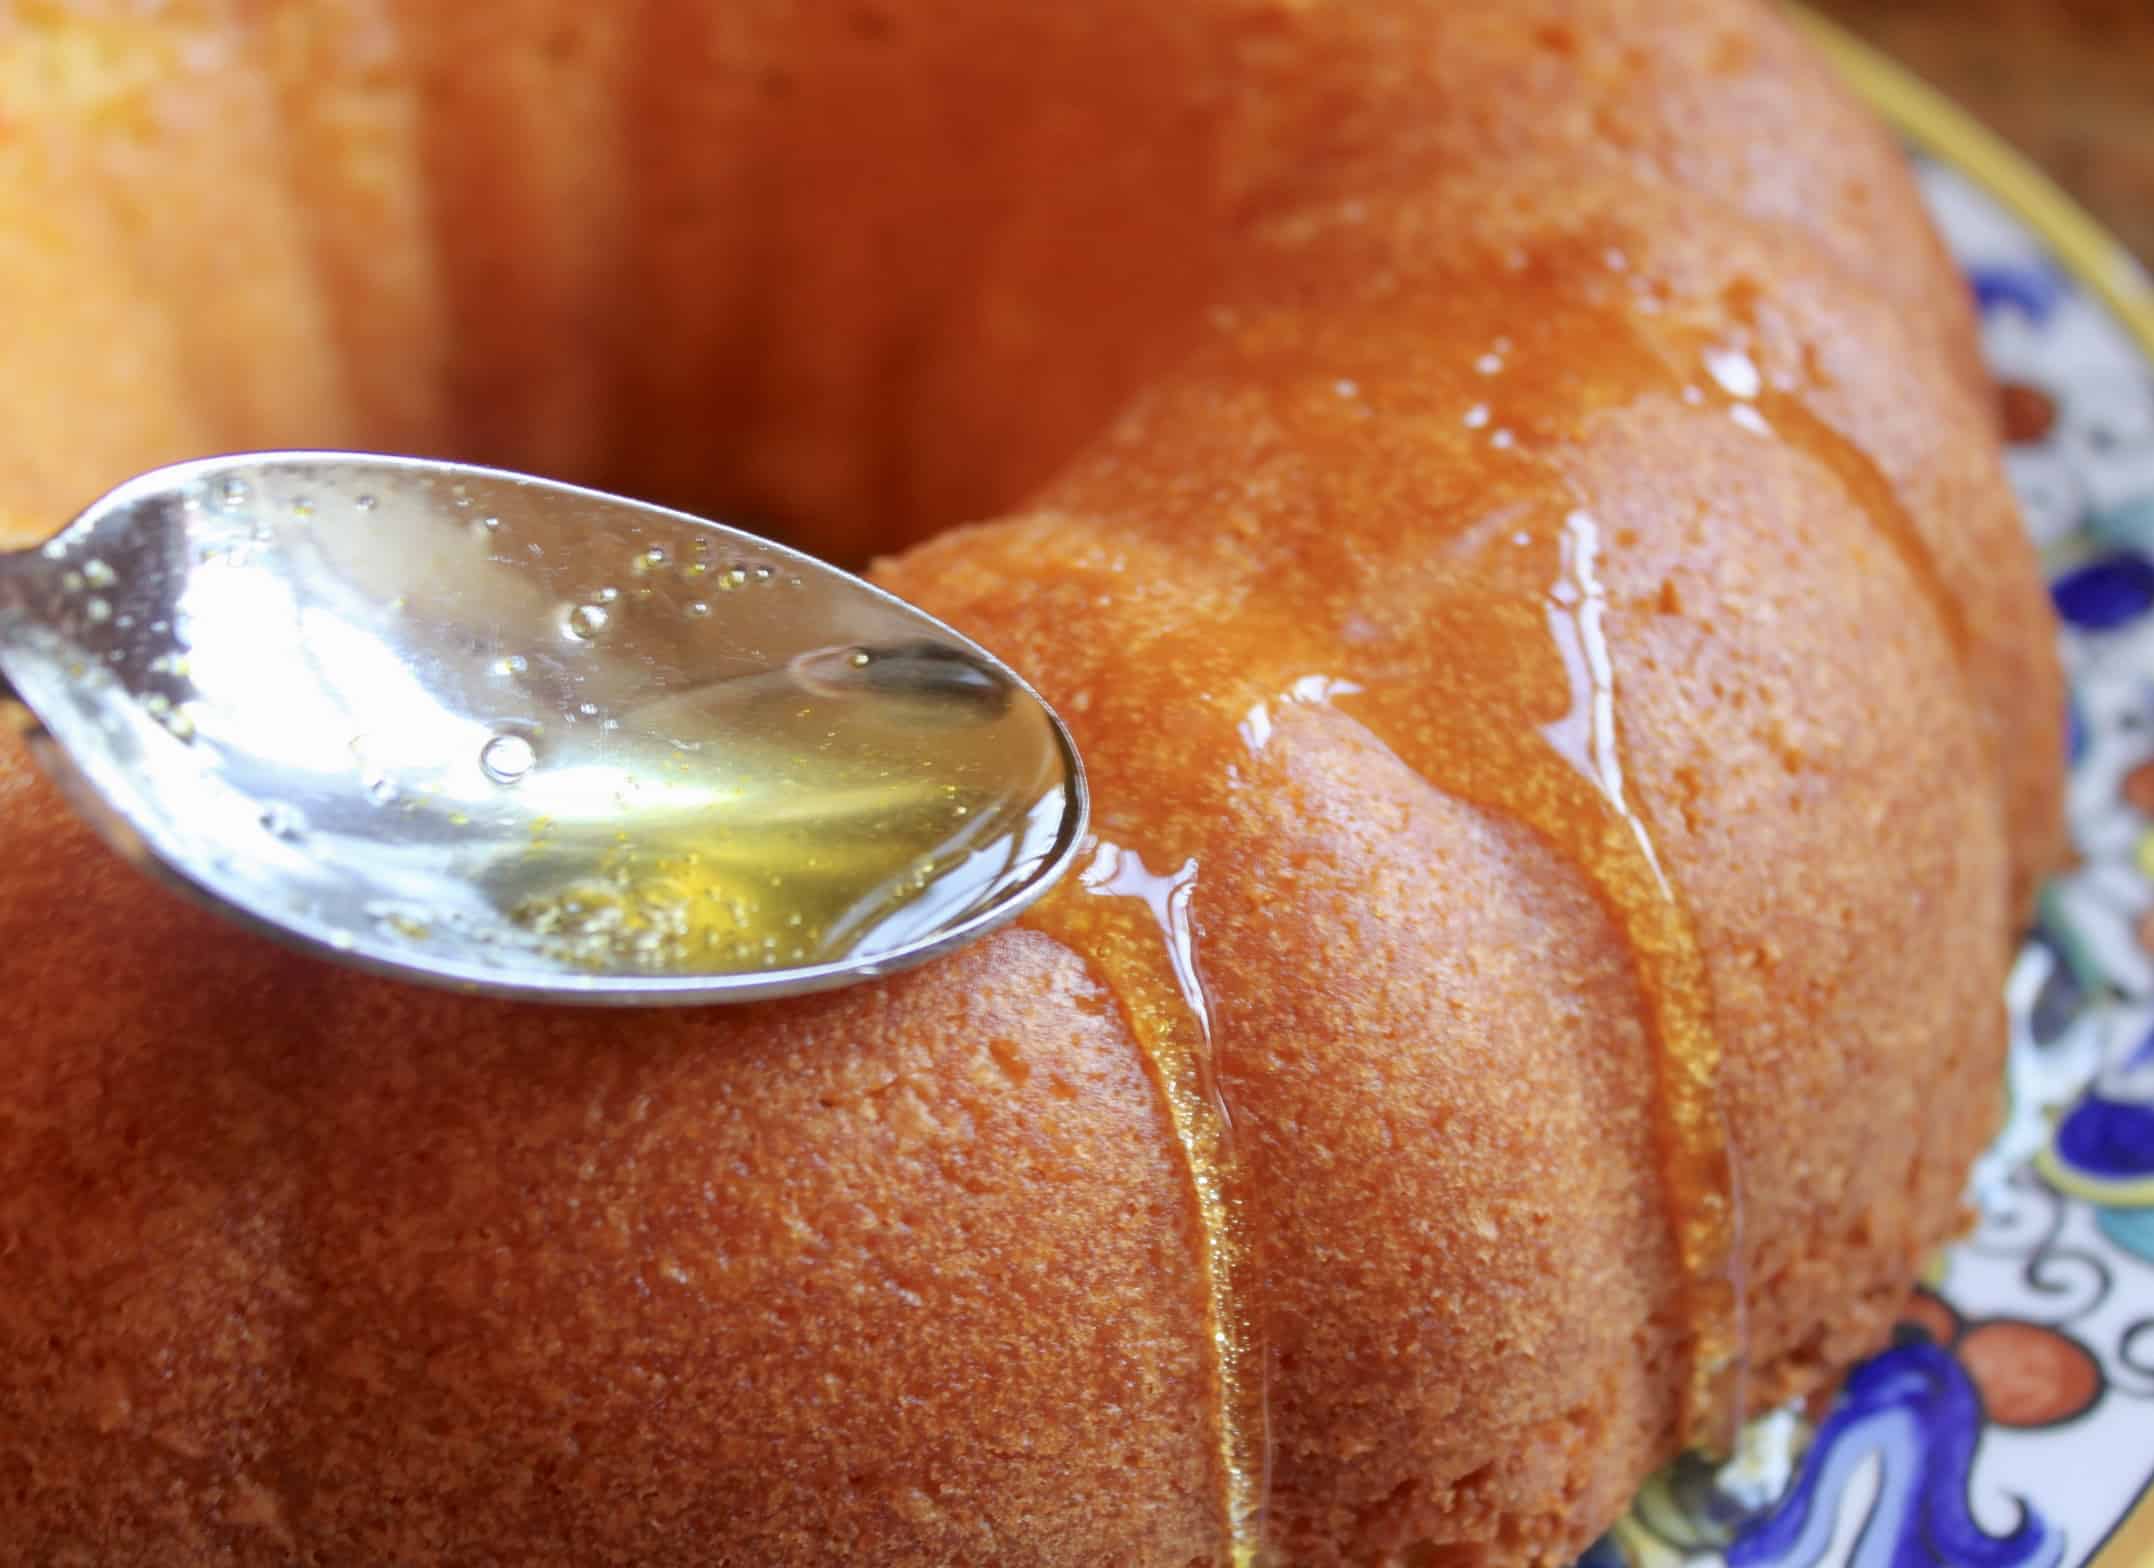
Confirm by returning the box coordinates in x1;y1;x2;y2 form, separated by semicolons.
0;1;2065;1563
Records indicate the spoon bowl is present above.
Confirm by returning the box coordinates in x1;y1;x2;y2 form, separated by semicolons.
0;453;1087;1004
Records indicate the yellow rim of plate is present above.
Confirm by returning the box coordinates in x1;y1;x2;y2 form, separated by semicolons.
2101;1502;2154;1568
1796;13;2154;1568
1790;5;2154;365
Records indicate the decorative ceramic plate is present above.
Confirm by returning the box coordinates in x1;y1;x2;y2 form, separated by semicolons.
1579;16;2154;1568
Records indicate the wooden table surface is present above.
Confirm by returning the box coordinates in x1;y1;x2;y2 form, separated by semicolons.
1810;0;2154;266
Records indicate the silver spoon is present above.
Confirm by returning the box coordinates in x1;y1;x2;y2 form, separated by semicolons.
0;453;1087;1004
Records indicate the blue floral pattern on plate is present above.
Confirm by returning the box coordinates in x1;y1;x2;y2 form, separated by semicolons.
1727;1344;2061;1568
1581;155;2154;1568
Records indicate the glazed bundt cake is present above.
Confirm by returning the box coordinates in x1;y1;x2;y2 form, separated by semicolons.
0;0;2065;1563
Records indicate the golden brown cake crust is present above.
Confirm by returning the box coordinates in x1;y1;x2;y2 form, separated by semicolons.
0;0;2061;1563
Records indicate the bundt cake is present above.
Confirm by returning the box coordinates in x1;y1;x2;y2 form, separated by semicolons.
0;0;2066;1563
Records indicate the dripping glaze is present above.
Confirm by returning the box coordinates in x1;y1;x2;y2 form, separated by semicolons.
1027;841;1273;1566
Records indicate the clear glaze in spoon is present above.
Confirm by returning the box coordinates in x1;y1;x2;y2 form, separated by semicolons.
0;453;1087;1004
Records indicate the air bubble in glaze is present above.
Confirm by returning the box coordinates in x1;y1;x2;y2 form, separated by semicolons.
480;732;538;785
563;603;611;641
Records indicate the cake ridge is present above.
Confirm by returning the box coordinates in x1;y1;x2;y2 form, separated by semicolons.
1539;498;1749;1445
1344;676;1740;1448
1262;350;1747;1449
